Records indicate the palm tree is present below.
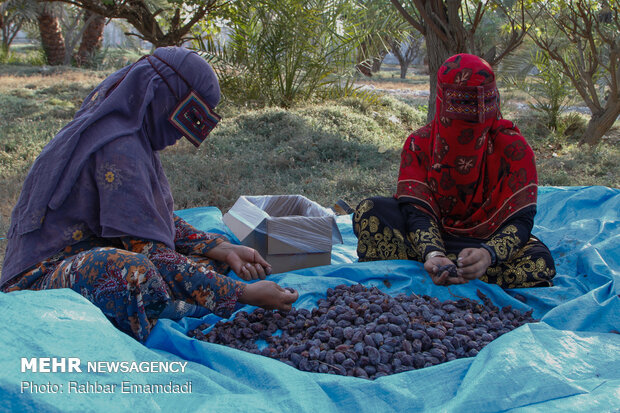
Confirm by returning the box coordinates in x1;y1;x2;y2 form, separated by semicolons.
75;10;105;66
1;0;38;54
37;4;65;65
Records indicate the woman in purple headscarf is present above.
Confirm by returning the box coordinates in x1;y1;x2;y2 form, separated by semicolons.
0;47;298;342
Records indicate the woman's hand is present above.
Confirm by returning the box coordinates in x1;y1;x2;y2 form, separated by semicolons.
424;255;468;286
239;281;299;311
457;248;492;280
207;242;272;280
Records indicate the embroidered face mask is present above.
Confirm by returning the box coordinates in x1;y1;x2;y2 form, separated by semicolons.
168;90;221;147
105;53;221;147
148;54;221;147
439;81;499;123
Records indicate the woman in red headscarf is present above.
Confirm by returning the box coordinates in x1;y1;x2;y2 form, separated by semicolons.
353;54;555;288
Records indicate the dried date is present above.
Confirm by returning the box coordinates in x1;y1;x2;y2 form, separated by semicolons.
188;284;537;380
436;264;458;278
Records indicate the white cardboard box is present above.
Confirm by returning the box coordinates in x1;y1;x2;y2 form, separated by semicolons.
222;195;343;273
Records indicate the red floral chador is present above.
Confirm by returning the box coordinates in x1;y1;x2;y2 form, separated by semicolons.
396;54;537;239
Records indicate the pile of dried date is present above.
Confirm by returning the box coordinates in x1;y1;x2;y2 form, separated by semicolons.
188;284;537;380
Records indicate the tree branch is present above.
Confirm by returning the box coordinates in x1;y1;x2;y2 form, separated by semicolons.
390;0;426;34
469;1;486;35
486;0;527;65
38;0;221;46
412;0;449;43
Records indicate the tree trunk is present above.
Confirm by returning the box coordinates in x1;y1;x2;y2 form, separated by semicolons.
581;101;620;146
400;62;409;79
3;19;24;54
371;57;382;73
38;11;65;66
1;12;7;54
371;50;388;73
356;61;372;77
425;29;453;123
76;11;105;67
394;49;407;78
355;41;374;77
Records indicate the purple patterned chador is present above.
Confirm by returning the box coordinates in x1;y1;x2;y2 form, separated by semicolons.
0;47;241;342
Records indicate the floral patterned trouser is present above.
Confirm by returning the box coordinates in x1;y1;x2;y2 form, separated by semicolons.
3;236;244;342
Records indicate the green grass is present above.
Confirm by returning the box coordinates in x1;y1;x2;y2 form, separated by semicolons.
0;44;47;66
162;96;425;210
1;61;619;272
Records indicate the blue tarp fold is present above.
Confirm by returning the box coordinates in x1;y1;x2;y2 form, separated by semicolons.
1;186;618;412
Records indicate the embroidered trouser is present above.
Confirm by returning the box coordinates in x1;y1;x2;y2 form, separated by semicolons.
353;196;555;288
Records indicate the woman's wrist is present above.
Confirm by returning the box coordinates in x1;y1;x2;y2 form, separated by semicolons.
237;282;251;304
480;244;497;266
424;250;446;262
204;240;231;261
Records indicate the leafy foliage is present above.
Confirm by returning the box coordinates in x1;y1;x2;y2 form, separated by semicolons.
195;0;373;107
40;0;226;47
0;0;38;52
499;0;620;146
504;50;575;131
352;0;410;75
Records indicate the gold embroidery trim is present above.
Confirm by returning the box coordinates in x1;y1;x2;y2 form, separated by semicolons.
485;225;521;261
408;219;445;260
483;240;555;288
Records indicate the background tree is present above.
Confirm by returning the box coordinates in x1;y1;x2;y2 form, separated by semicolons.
504;49;575;132
57;5;89;64
1;0;37;54
499;0;619;146
389;0;528;120
35;3;102;66
75;10;105;66
388;31;424;78
354;0;408;77
356;36;389;76
2;0;104;66
199;0;373;107
37;3;65;65
41;0;226;47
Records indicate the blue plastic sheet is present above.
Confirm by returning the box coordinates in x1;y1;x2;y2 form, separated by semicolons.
1;186;619;412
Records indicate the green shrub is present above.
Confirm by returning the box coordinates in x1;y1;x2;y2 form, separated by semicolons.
0;46;46;66
195;0;368;107
504;50;575;132
161;95;420;210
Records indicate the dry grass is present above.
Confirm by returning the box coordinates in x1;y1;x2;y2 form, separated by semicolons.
355;64;429;92
0;71;106;88
356;78;430;92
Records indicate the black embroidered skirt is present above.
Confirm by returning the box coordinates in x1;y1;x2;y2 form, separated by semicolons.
353;196;555;288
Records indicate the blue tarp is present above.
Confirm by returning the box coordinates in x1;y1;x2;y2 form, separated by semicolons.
1;186;618;412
